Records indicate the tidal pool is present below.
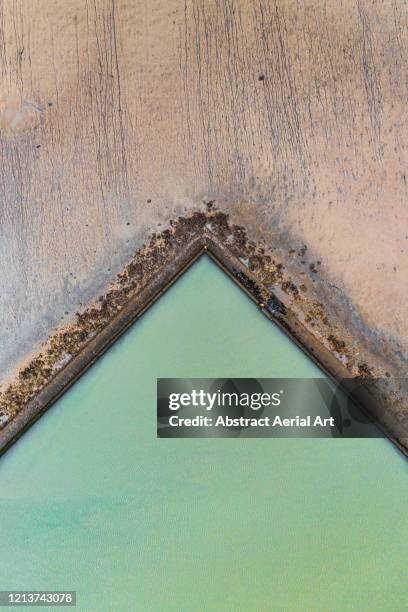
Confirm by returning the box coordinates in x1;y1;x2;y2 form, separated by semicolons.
0;256;407;611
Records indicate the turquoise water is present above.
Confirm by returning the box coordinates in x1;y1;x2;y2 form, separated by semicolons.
0;256;407;611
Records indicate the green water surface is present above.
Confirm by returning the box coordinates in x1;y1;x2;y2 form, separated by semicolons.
0;256;407;611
